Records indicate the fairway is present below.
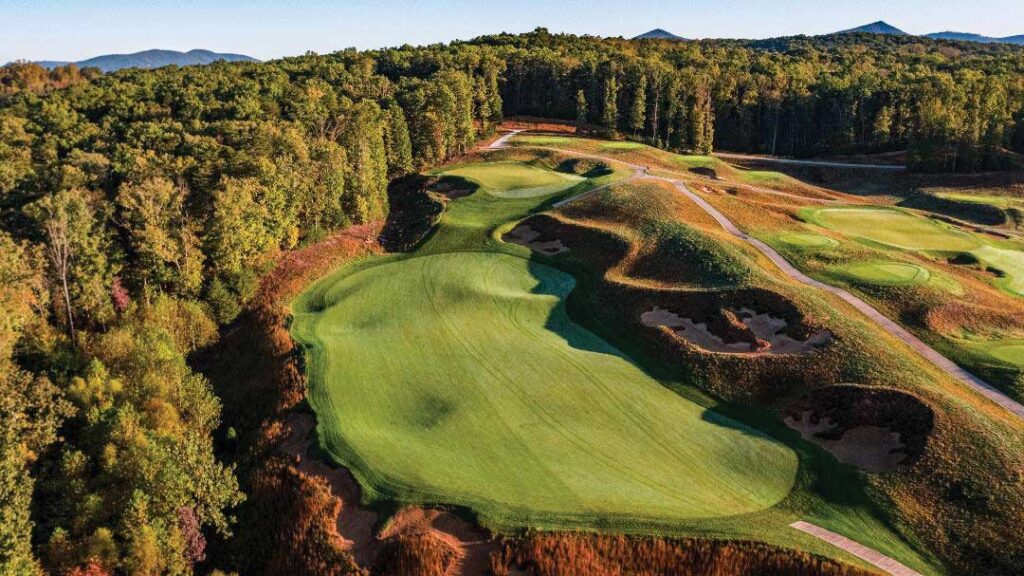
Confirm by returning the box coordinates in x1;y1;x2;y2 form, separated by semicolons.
778;232;839;250
442;160;584;198
803;207;980;251
293;252;797;526
291;158;800;530
840;261;931;286
973;245;1024;297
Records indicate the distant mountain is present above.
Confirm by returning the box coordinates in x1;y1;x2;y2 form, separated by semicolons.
633;29;685;41
31;49;259;72
837;21;908;36
924;31;1024;45
831;22;1024;46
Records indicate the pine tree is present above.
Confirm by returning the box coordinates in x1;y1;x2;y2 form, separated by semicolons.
630;72;647;138
601;75;618;137
576;90;588;131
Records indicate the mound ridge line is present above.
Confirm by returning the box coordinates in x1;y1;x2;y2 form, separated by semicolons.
715;152;906;171
511;133;1024;420
790;521;923;576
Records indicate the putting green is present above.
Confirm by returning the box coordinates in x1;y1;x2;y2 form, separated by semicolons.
600;141;645;151
778;232;839;250
990;342;1024;367
293;252;797;526
803;207;980;252
840;262;931;286
443;161;584;198
973;245;1024;297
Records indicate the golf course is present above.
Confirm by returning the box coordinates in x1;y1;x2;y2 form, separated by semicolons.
290;145;957;574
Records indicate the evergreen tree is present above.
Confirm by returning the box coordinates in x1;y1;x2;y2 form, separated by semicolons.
576;89;588;130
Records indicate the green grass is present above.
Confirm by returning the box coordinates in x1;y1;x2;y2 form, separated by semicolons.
839;262;931;286
935;192;1024;209
599;140;645;151
292;163;798;527
294;251;797;524
777;233;840;251
292;157;944;574
737;169;788;184
442;160;584;198
990;342;1024;366
801;207;980;252
973;245;1024;297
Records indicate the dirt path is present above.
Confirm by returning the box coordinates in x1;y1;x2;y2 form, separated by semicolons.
790;521;924;576
716;152;906;171
487;129;524;149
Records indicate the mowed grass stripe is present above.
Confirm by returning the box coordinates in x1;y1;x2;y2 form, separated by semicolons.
293;250;798;527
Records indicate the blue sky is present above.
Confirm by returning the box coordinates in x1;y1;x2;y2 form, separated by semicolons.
3;0;1023;63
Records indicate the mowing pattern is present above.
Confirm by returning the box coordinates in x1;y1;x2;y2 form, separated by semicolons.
293;252;797;527
441;161;583;198
292;160;799;531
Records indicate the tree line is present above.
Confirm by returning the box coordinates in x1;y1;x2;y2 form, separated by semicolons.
1;28;1023;575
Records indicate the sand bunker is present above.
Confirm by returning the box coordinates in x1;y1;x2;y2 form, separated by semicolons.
641;306;831;355
503;223;568;255
785;411;906;473
641;307;755;353
735;307;833;354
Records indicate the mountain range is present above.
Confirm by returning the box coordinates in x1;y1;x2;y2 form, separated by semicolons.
837;21;1024;45
634;21;1024;46
31;49;259;72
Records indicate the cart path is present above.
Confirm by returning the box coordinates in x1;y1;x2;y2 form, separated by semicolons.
790;522;924;576
532;136;1024;420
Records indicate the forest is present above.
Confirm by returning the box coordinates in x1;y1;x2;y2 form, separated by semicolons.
1;28;1022;575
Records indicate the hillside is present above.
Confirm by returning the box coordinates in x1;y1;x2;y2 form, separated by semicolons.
837;21;908;35
834;21;1024;45
633;28;685;40
925;31;1024;45
33;48;258;72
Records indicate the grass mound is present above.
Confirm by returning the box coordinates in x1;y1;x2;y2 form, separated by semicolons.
840;262;931;286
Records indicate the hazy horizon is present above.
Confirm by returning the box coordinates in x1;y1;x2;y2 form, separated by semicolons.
3;0;1024;64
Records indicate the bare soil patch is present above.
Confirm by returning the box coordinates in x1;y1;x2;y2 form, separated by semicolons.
786;411;906;473
503;223;568;255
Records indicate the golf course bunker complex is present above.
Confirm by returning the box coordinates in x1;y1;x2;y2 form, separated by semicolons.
292;252;798;528
502;223;567;255
786;385;934;473
641;306;832;355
